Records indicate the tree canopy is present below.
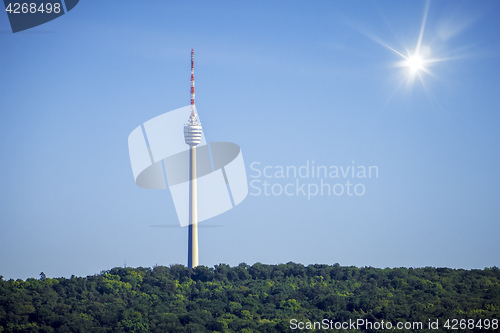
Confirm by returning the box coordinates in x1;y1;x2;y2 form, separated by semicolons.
1;263;499;332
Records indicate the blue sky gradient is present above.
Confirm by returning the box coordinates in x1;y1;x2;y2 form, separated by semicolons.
1;0;499;279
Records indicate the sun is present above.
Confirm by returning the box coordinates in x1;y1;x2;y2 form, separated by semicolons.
405;54;425;74
349;0;470;110
352;0;459;96
395;49;432;83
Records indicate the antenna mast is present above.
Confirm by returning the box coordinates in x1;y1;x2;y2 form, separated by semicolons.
190;49;195;117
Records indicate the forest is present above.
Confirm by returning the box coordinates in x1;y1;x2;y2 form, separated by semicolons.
1;263;499;332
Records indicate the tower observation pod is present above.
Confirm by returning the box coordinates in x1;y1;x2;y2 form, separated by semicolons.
184;49;202;268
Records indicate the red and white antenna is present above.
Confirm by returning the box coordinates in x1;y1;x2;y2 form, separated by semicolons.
184;49;202;146
190;48;195;116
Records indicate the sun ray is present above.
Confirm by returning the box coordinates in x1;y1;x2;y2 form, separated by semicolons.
416;0;431;55
375;75;408;118
343;17;409;60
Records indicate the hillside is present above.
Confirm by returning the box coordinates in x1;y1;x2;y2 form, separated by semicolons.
1;263;499;332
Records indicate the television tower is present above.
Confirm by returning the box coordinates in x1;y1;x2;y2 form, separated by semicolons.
184;49;202;268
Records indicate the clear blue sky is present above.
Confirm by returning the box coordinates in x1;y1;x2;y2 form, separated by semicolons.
1;0;499;279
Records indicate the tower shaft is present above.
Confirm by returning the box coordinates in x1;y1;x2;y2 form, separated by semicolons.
187;145;199;268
